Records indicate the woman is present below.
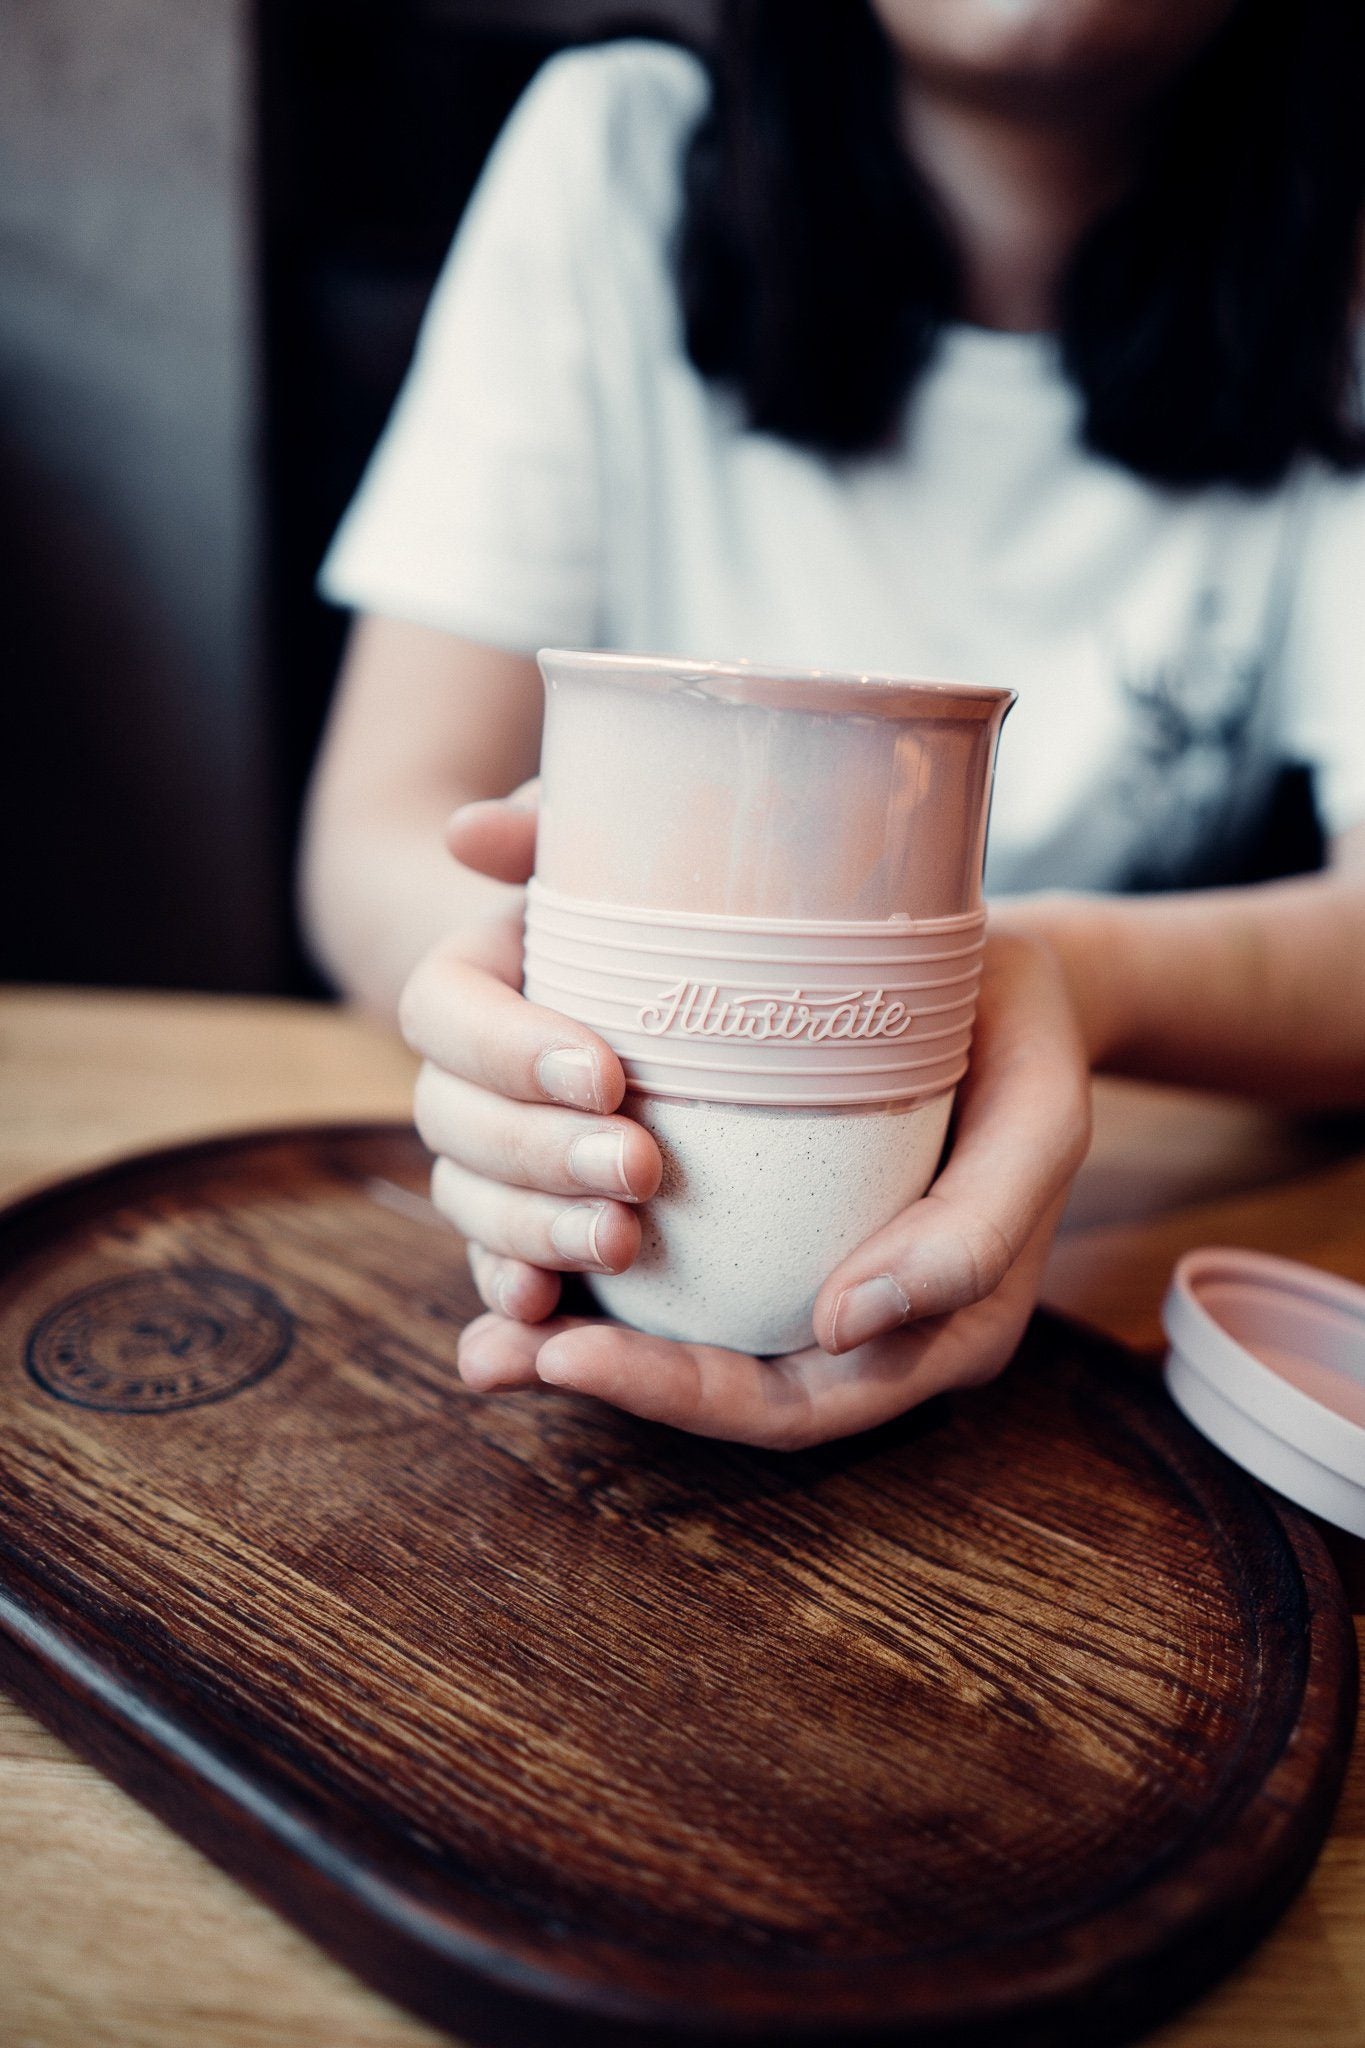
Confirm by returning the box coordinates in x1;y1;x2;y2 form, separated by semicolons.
302;0;1365;1448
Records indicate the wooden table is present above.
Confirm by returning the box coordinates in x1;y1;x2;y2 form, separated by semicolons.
0;986;1360;2048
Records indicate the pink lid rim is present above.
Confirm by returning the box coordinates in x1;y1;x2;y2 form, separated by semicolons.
1161;1246;1365;1534
538;647;1015;718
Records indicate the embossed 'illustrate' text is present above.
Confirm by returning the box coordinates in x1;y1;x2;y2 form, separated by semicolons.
637;979;912;1043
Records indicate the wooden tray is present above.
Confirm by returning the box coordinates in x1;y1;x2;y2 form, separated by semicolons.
0;1123;1354;2048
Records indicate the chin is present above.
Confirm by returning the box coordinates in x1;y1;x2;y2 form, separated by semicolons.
869;0;1239;110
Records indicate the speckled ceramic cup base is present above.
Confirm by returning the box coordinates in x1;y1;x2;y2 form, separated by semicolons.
588;1091;955;1355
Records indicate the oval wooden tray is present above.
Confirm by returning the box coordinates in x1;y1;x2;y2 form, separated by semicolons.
0;1124;1354;2047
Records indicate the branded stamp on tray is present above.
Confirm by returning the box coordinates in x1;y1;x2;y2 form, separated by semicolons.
26;1267;293;1413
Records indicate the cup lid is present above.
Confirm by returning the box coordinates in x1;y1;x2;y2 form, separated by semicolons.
1162;1247;1365;1537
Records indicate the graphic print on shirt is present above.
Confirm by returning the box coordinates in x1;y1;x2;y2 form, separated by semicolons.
1111;587;1268;888
318;41;1365;887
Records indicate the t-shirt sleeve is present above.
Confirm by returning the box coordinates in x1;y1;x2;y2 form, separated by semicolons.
318;52;606;651
1279;466;1365;843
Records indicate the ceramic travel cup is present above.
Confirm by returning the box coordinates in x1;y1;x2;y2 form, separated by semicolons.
523;651;1014;1354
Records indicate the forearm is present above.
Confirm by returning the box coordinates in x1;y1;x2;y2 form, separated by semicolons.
1002;866;1365;1108
297;620;543;1024
299;801;519;1024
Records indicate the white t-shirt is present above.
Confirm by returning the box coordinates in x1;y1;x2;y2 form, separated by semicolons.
320;39;1365;894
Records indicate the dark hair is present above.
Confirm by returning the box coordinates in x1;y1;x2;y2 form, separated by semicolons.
676;0;1365;488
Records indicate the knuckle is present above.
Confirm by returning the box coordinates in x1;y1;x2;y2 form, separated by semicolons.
396;970;430;1055
957;1215;1016;1303
753;1402;821;1454
474;1256;509;1316
981;925;1046;999
487;1183;532;1258
399;943;473;1055
502;1115;547;1192
429;1155;462;1224
494;1016;536;1095
1067;1077;1094;1162
411;1063;448;1151
432;1156;508;1249
501;1016;560;1108
513;1189;563;1265
1037;1068;1092;1191
1060;1106;1091;1182
961;1333;1020;1390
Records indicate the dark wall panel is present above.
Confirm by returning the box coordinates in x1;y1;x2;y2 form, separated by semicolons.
0;0;278;989
0;0;714;993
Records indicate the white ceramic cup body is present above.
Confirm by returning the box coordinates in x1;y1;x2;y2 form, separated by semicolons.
592;1092;956;1354
527;651;1013;1354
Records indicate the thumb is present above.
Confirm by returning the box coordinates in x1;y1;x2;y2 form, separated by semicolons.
445;779;539;883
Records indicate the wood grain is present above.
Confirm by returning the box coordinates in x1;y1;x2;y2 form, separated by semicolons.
0;984;418;1206
0;988;1362;2048
0;1121;1355;2046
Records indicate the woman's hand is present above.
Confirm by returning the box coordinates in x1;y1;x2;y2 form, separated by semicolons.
414;809;1093;1449
399;786;663;1328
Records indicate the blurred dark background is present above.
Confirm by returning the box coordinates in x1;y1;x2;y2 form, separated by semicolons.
0;0;714;996
0;0;1318;998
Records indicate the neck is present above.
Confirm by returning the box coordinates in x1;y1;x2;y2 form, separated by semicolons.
901;85;1134;333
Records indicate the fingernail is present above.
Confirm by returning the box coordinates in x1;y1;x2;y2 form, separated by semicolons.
466;1242;505;1309
830;1274;910;1353
549;1202;607;1267
537;1047;602;1110
568;1128;630;1195
535;1344;579;1386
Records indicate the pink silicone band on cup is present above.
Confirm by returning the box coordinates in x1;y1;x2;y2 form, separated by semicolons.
523;881;986;1107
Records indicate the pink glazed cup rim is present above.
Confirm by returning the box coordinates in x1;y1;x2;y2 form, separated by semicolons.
538;648;1016;720
1162;1245;1365;1535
